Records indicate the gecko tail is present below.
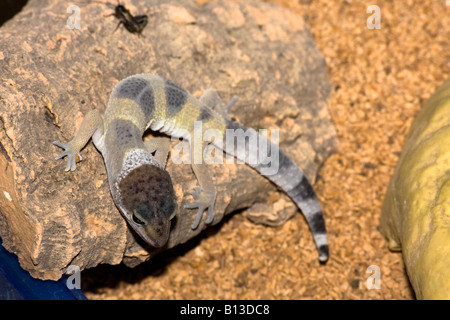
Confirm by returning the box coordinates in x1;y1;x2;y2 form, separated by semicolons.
221;119;329;263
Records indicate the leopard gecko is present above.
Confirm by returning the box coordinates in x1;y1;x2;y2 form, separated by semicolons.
53;73;329;262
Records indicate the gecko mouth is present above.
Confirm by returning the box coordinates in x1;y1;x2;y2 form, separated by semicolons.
127;206;171;247
143;218;171;247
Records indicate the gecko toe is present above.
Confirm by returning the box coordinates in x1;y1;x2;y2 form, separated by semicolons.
205;205;215;224
185;186;216;229
191;207;206;229
53;140;80;171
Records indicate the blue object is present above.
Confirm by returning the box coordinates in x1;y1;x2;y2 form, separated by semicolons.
0;237;87;300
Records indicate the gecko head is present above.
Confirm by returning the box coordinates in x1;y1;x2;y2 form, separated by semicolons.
118;164;178;247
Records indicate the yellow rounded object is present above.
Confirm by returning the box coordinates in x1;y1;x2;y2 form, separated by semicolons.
381;79;450;299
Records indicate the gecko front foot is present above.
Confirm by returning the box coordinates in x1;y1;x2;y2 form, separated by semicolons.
184;186;217;229
53;140;82;172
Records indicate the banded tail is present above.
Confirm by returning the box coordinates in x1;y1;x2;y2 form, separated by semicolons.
221;119;329;262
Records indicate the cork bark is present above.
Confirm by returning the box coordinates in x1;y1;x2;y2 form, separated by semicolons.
0;0;336;280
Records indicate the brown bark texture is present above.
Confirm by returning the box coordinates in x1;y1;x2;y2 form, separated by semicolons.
0;0;337;280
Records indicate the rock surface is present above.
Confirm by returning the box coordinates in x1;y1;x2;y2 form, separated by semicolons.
0;0;336;280
381;79;450;299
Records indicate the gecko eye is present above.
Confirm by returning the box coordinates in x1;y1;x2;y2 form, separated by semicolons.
132;212;145;225
161;197;177;220
132;202;153;225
